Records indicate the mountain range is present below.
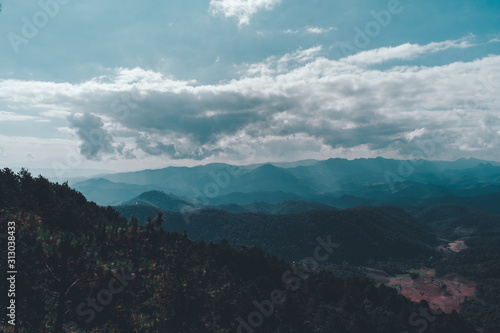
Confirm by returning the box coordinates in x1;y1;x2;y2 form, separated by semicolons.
70;158;500;219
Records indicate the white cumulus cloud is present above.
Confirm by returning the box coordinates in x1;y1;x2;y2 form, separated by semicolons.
305;26;336;34
209;0;281;26
343;36;475;66
0;37;499;164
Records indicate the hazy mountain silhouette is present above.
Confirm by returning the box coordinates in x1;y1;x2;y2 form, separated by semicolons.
72;178;162;205
120;190;194;211
73;158;500;212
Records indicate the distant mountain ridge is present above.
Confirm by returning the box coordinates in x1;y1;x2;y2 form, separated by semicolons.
121;190;193;211
72;178;162;205
116;192;336;218
72;158;500;210
217;200;336;214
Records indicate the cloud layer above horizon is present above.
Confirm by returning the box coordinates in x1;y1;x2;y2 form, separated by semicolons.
0;0;499;170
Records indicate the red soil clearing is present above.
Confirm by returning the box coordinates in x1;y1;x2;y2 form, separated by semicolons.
437;239;468;253
387;274;476;313
449;240;468;252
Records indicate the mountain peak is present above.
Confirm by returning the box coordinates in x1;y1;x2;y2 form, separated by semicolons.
122;190;193;211
137;190;169;198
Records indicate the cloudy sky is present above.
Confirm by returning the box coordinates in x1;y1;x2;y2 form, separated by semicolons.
0;0;499;173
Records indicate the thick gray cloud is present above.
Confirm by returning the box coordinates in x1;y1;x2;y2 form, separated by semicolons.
67;113;116;160
1;38;499;164
114;91;274;144
135;134;224;160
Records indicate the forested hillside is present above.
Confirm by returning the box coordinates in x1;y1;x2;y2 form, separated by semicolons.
409;205;500;238
0;169;477;332
117;205;441;265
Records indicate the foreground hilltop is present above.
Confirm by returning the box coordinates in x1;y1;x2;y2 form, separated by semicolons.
0;168;477;332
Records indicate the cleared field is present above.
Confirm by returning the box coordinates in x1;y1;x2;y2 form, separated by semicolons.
386;270;476;313
437;239;469;253
449;240;468;252
368;267;475;313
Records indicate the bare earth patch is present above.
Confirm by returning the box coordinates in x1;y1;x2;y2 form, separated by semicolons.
386;272;476;313
437;239;469;253
449;240;468;252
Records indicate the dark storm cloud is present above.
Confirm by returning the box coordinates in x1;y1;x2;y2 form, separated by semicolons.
114;91;275;145
2;39;499;163
67;113;116;160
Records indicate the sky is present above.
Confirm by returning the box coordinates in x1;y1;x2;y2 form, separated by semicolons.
0;0;499;175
